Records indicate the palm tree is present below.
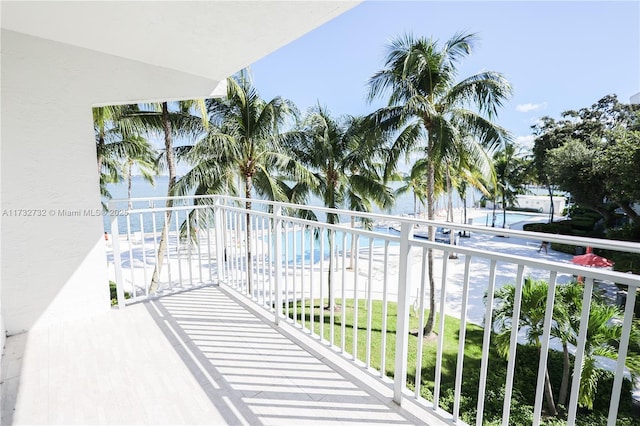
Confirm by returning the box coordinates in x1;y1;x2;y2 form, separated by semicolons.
121;135;157;209
552;281;583;409
125;100;207;294
566;295;639;410
493;279;640;415
492;278;559;416
94;104;155;205
436;134;494;227
395;159;429;217
455;156;492;229
175;70;310;295
286;105;393;308
367;32;512;335
492;142;529;227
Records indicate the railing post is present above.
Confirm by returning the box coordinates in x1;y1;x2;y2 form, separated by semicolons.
608;285;638;426
394;222;414;404
109;201;126;308
214;198;225;285
273;205;283;325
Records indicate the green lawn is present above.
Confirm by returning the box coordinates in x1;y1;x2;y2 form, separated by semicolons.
289;298;497;420
287;298;638;425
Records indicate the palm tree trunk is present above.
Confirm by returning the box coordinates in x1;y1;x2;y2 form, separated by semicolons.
150;102;175;294
245;175;253;295
463;193;468;224
491;192;498;227
446;166;456;246
423;135;436;336
502;193;507;228
538;346;559;416
558;343;570;408
544;367;558;416
97;136;105;174
446;165;454;223
127;160;133;211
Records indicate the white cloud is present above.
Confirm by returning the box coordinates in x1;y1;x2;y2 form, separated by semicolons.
515;135;535;151
516;102;547;113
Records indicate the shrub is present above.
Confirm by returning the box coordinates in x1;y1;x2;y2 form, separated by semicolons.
109;280;131;305
550;242;580;255
523;223;545;232
510;206;543;213
570;217;597;231
606;222;640;242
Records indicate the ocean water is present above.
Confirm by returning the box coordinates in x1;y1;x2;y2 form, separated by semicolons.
104;175;471;233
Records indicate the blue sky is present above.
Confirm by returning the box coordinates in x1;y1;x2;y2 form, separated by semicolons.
250;0;640;150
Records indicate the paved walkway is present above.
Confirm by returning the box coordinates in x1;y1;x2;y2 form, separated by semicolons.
2;285;442;425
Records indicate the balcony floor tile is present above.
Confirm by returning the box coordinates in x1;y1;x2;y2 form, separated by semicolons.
1;284;448;425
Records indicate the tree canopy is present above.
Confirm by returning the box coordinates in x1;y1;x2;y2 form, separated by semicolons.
532;94;640;223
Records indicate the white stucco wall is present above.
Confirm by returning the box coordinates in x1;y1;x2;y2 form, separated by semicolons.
1;1;361;337
0;30;226;334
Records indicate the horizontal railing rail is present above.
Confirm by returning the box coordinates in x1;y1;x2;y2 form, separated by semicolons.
107;195;640;426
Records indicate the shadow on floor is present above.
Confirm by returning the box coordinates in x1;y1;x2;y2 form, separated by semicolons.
146;285;421;425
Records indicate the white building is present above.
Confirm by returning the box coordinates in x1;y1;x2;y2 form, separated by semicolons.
515;194;567;215
0;0;360;353
2;4;639;425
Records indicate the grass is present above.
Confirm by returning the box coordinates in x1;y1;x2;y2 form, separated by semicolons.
287;298;639;425
288;298;495;422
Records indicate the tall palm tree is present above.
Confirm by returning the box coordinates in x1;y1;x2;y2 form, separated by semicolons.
367;32;512;335
126;100;207;294
175;70;311;295
435;134;494;226
492;142;529;227
121;135;157;209
286;106;393;307
453;154;492;228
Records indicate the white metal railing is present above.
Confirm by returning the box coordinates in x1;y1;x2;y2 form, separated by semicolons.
107;195;640;425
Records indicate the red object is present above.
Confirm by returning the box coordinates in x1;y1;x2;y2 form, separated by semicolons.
571;253;614;268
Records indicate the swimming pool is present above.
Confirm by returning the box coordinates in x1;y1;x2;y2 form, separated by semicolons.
471;212;543;228
264;226;399;264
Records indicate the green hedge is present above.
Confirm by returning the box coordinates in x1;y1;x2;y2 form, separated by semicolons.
509;206;544;213
570;217;597;231
523;218;639;273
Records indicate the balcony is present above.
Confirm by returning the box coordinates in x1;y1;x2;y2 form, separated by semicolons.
3;195;639;425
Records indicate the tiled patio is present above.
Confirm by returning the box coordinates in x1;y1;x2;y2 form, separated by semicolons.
1;285;443;425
